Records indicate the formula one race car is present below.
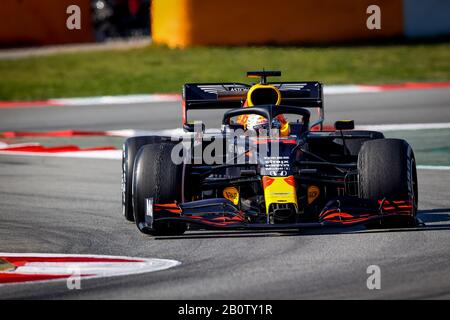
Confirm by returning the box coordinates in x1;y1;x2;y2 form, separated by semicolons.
122;71;418;235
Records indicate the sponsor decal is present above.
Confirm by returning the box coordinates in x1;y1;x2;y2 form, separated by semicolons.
223;187;239;205
307;185;320;204
263;156;290;176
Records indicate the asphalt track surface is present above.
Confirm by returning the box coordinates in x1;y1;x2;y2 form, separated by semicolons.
1;88;450;131
1;89;450;299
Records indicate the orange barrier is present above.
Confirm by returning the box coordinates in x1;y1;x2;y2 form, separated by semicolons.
152;0;403;47
0;0;93;47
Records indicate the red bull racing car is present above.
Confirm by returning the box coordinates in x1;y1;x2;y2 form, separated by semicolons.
122;71;418;235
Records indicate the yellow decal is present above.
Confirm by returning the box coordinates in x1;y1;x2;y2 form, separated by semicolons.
262;176;298;213
223;187;239;205
307;185;320;204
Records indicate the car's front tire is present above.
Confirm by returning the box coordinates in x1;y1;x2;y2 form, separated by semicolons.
122;136;164;222
132;143;187;236
358;138;418;227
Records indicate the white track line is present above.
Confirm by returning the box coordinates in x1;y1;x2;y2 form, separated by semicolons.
417;165;450;171
324;85;381;95
106;128;185;137
51;94;181;106
357;123;450;132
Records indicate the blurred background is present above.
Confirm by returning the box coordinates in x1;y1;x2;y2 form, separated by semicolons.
1;0;450;47
91;0;150;42
0;0;449;101
0;0;151;47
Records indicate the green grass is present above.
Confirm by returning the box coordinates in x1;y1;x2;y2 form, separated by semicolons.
1;43;450;101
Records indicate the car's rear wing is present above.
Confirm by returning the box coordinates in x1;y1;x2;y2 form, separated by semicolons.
182;82;323;125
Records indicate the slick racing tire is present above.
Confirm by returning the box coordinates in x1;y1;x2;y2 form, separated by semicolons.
132;143;187;236
358;138;418;228
122;136;164;222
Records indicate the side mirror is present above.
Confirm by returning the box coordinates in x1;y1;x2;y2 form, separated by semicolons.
335;120;354;131
183;121;205;133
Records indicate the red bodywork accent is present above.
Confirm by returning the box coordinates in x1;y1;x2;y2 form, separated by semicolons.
182;99;187;125
310;124;335;132
262;176;275;188
378;199;413;215
283;176;296;187
320;199;414;225
253;138;297;145
153;203;182;214
153;201;246;226
186;215;245;227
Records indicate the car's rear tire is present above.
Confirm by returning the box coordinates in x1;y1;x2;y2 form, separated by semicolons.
358;138;418;227
132;143;187;236
122;136;164;222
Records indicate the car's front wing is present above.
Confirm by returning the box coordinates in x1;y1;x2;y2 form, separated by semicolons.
140;197;416;232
